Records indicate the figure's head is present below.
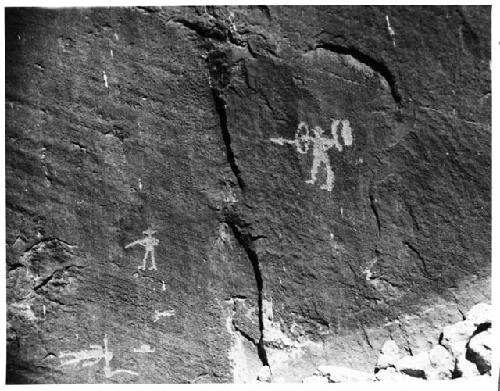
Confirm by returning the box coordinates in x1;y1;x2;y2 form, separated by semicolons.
143;227;157;236
312;126;324;137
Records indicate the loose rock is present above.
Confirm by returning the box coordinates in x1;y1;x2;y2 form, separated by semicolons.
395;351;431;379
467;329;492;375
466;303;492;327
376;340;400;370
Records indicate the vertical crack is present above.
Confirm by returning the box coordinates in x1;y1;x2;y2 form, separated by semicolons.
211;88;246;190
224;213;269;367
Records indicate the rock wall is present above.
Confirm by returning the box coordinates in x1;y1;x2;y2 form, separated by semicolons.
6;6;490;383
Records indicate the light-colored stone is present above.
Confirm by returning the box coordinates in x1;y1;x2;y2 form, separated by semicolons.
467;329;492;374
455;353;480;378
395;351;430;378
426;345;454;380
302;375;329;383
440;320;476;357
256;365;272;382
466;303;492;327
375;367;424;382
316;365;375;383
376;340;400;370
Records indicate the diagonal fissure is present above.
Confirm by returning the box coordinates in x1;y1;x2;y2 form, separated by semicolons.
314;42;403;105
211;88;246;190
225;214;269;367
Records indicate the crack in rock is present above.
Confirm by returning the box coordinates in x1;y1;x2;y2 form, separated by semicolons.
211;86;246;190
224;212;270;368
312;42;403;106
403;241;431;279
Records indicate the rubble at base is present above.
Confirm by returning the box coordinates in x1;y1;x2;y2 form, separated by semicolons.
303;302;492;383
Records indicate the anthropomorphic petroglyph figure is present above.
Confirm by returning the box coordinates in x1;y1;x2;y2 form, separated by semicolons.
59;335;138;378
125;227;159;271
270;119;353;191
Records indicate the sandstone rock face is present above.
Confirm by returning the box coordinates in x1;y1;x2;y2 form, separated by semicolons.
6;6;490;383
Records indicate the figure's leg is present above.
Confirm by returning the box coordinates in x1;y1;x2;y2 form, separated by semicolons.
320;159;334;190
138;251;147;270
148;249;157;270
305;157;320;184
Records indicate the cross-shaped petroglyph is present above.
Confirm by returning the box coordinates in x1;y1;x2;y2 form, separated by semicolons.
270;119;353;191
125;227;159;271
59;335;138;378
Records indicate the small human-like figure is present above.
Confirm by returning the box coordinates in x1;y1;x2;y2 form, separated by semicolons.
125;227;159;271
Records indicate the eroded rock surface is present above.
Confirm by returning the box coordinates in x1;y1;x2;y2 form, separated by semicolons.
6;6;490;383
305;302;492;383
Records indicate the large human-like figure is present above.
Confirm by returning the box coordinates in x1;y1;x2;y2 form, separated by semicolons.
270;119;352;191
125;227;159;271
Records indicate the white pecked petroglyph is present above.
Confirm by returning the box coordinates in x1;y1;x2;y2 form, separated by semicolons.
270;119;353;191
385;15;396;47
153;309;175;322
133;344;155;353
103;71;108;88
125;227;159;271
59;335;138;378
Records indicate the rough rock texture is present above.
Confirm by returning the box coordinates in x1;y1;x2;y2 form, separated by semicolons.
304;302;492;382
6;6;490;383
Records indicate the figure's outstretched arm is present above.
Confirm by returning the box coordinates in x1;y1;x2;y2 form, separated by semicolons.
125;239;144;249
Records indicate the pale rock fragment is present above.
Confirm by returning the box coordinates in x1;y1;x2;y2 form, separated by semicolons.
375;367;423;382
467;329;492;374
302;375;329;383
455;353;480;378
440;320;476;357
466;303;492;327
426;345;454;380
376;340;400;370
316;365;375;383
256;365;272;382
394;351;430;378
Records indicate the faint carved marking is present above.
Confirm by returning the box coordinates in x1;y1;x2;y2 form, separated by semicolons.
125;227;159;271
103;71;108;88
153;309;175;322
133;344;155;353
270;120;353;191
386;15;396;47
